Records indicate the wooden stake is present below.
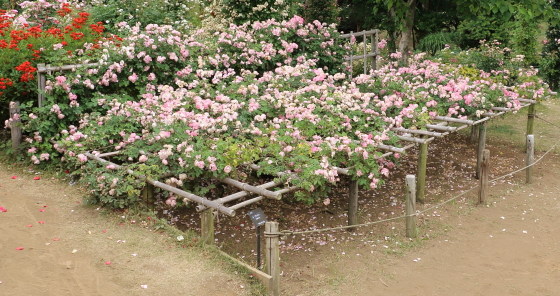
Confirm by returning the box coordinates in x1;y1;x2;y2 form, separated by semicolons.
526;135;534;184
349;31;353;80
201;209;214;245
476;123;487;179
405;175;417;238
526;104;535;150
416;141;428;203
142;183;155;211
363;30;367;75
265;222;280;296
470;125;478;142
372;30;378;71
478;149;490;205
348;179;359;231
9;101;22;151
37;63;46;108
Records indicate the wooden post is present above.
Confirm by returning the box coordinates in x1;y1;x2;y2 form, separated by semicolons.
9;101;22;151
349;31;354;80
265;222;280;296
526;104;535;143
476;123;487;179
405;175;417;238
142;183;155;211
200;209;214;245
348;179;358;231
372;30;378;71
470;125;478;142
37;63;46;108
478;149;490;205
526;135;534;184
416;141;428;203
363;30;367;75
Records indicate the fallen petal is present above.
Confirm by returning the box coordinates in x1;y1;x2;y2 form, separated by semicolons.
140;285;148;289
15;247;24;250
38;221;45;224
33;177;40;180
105;261;111;265
0;207;7;212
11;176;17;179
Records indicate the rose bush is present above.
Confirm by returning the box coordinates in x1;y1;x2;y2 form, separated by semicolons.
0;1;108;120
3;6;552;209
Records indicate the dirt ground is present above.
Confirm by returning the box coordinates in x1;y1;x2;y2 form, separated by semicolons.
1;100;560;296
0;166;256;296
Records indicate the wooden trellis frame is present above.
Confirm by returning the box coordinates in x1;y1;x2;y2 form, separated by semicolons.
4;56;549;296
7;61;540;232
340;29;380;79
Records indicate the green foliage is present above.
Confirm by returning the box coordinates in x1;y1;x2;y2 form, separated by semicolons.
220;0;299;24
540;0;560;90
86;0;202;33
300;0;340;25
511;14;540;67
434;40;535;87
456;14;512;49
417;32;458;55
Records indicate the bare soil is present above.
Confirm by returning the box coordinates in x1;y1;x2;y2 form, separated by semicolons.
2;100;560;296
0;164;256;296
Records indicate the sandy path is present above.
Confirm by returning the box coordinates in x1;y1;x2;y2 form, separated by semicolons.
0;169;122;296
0;164;252;296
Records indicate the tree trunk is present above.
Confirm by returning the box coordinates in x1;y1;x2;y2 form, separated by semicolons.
398;0;417;64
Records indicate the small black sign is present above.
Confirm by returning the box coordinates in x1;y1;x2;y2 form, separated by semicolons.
247;208;267;227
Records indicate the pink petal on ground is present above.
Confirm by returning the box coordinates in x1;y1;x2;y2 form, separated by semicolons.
11;176;17;179
15;247;24;250
40;209;45;212
0;207;7;212
38;221;45;224
105;261;111;265
33;177;40;180
27;224;32;227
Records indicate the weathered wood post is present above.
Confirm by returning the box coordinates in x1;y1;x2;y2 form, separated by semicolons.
200;209;214;245
363;30;367;75
478;149;490;205
371;30;378;71
470;125;478;142
416;141;428;203
349;31;354;80
405;175;417;238
526;135;534;184
526;104;535;147
476;123;487;179
265;221;280;296
9;101;22;151
348;179;359;231
142;183;155;211
37;63;46;108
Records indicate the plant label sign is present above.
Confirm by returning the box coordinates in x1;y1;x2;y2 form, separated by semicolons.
247;208;267;227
